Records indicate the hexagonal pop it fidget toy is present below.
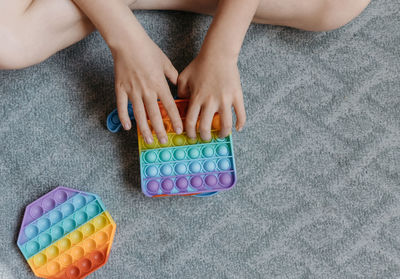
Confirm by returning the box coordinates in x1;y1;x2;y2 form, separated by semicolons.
137;99;237;197
17;187;116;279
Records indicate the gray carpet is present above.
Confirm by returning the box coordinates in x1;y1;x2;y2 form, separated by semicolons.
1;1;400;278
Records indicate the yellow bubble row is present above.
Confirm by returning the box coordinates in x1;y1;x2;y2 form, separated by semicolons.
28;212;114;277
139;131;227;151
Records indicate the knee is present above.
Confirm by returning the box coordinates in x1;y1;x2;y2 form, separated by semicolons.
0;24;31;70
311;0;371;31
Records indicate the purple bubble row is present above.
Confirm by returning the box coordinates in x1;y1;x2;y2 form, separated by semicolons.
145;172;235;195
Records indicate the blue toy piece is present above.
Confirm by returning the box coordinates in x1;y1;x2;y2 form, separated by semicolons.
106;103;135;133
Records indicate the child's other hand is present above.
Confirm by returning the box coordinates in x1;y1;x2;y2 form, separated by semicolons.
178;53;246;141
112;36;182;145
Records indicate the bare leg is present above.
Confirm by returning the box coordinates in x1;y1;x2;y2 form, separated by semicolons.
0;0;370;69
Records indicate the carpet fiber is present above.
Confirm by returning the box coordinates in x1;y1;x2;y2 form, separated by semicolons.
1;1;400;278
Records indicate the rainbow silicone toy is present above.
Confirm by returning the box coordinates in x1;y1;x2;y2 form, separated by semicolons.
137;99;237;197
17;187;116;279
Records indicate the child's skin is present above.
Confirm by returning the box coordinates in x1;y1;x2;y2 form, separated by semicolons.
0;0;370;143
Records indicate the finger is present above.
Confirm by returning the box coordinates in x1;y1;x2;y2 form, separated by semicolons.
219;105;233;139
159;81;183;134
130;95;153;144
199;103;218;141
233;93;246;132
116;88;131;130
164;60;178;85
177;74;190;99
143;94;168;144
185;97;202;139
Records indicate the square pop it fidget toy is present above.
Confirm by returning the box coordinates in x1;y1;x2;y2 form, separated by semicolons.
138;99;237;197
17;187;116;279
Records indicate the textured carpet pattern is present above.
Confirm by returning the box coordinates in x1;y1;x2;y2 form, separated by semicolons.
1;1;400;278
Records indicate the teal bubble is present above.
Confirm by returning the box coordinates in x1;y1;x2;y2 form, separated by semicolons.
202;146;214;158
26;241;39;255
174;149;186;160
188;148;200;159
159;150;171;162
38;233;52;247
216;144;229;156
86;204;100;218
63;219;76;233
75;211;88;225
144;151;157;163
51;226;64;240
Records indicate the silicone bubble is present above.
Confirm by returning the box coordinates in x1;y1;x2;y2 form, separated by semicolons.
176;177;188;190
73;195;87;210
60;253;72;266
49;210;63;224
51;226;64;240
86;203;100;218
38;233;52;247
42;198;56;211
25;225;39;239
219;173;234;187
174;149;186;160
61;203;75;217
33;253;47;267
37;218;51;231
160;164;173;176
146;166;158;177
175;163;187;175
144;151;157;163
75;211;88;225
190;176;203;188
147;180;159;193
30;205;43;219
79;259;92;272
173;135;185;146
54;190;68;203
159;150;171;162
203;160;216;172
63;219;76;233
161;179;174;192
189;162;201;173
202;146;214;157
216;144;229;156
205;175;218;187
188;148;200;159
218;159;231;171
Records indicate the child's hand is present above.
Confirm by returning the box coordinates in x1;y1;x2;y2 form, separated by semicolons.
178;52;246;141
112;36;183;145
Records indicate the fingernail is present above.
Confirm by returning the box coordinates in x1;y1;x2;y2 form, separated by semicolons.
237;126;243;132
145;136;153;144
176;127;183;134
123;122;131;130
160;136;168;144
